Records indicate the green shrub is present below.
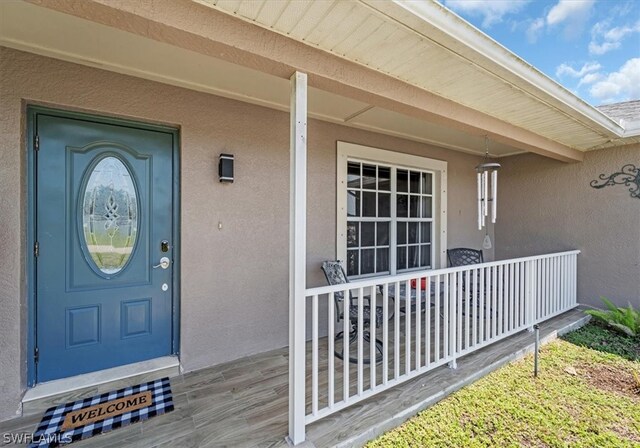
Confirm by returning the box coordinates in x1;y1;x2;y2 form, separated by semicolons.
585;297;640;337
562;322;640;361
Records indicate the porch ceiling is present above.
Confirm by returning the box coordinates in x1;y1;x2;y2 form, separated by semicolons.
4;1;637;159
0;0;517;157
196;0;639;151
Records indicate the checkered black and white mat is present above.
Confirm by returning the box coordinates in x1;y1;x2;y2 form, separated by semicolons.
30;377;174;447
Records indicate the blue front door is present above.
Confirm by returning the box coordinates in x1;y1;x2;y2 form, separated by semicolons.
34;111;175;382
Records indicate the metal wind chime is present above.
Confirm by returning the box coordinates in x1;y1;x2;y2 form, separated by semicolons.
477;136;500;231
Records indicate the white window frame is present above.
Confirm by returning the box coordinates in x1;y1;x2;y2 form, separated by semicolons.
337;141;448;276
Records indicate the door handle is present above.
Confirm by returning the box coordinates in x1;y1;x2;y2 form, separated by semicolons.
153;257;171;269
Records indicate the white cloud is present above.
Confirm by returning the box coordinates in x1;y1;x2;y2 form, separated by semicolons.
590;58;640;104
589;19;640;55
556;61;601;78
443;0;530;28
525;0;595;43
545;0;595;39
605;21;640;40
547;0;595;26
578;72;602;87
526;18;545;43
589;41;619;55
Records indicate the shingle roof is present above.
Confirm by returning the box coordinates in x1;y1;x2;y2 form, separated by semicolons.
597;100;640;123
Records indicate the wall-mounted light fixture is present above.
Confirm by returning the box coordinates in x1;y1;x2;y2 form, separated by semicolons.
219;154;234;183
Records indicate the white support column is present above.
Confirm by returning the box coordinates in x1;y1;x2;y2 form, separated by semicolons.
288;71;307;446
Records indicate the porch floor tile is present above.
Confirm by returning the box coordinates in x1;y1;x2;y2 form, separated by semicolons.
0;308;588;448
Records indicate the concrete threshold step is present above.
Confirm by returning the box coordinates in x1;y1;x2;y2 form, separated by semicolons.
21;356;180;417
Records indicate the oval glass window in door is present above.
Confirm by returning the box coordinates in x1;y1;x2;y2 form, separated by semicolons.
82;156;138;275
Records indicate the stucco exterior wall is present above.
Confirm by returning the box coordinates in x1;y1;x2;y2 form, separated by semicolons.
0;47;489;421
495;147;640;308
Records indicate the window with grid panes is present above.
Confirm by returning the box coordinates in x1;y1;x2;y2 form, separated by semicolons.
395;169;433;272
346;161;434;278
346;162;391;277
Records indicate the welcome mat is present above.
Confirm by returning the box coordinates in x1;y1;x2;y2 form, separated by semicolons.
29;377;173;447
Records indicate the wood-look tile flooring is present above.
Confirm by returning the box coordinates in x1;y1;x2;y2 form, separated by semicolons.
0;308;587;448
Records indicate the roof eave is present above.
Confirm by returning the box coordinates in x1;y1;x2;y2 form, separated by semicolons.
380;0;627;138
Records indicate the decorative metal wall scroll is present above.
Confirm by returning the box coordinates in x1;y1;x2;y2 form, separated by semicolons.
590;164;640;199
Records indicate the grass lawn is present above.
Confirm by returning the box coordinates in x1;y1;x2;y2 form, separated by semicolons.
367;323;640;447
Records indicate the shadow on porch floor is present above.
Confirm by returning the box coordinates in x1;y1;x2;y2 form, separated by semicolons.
0;308;588;448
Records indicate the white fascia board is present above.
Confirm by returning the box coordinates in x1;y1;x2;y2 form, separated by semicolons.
385;0;626;138
622;120;640;138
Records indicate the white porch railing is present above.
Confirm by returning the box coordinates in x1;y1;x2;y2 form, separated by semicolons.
295;250;579;432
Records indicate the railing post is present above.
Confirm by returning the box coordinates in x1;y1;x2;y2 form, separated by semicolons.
571;253;578;306
288;71;307;445
525;259;538;331
448;273;457;369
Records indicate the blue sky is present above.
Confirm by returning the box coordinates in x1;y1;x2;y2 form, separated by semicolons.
440;0;640;106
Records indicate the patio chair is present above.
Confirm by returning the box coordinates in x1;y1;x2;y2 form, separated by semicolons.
447;248;484;267
447;247;484;293
447;248;488;315
321;261;384;364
